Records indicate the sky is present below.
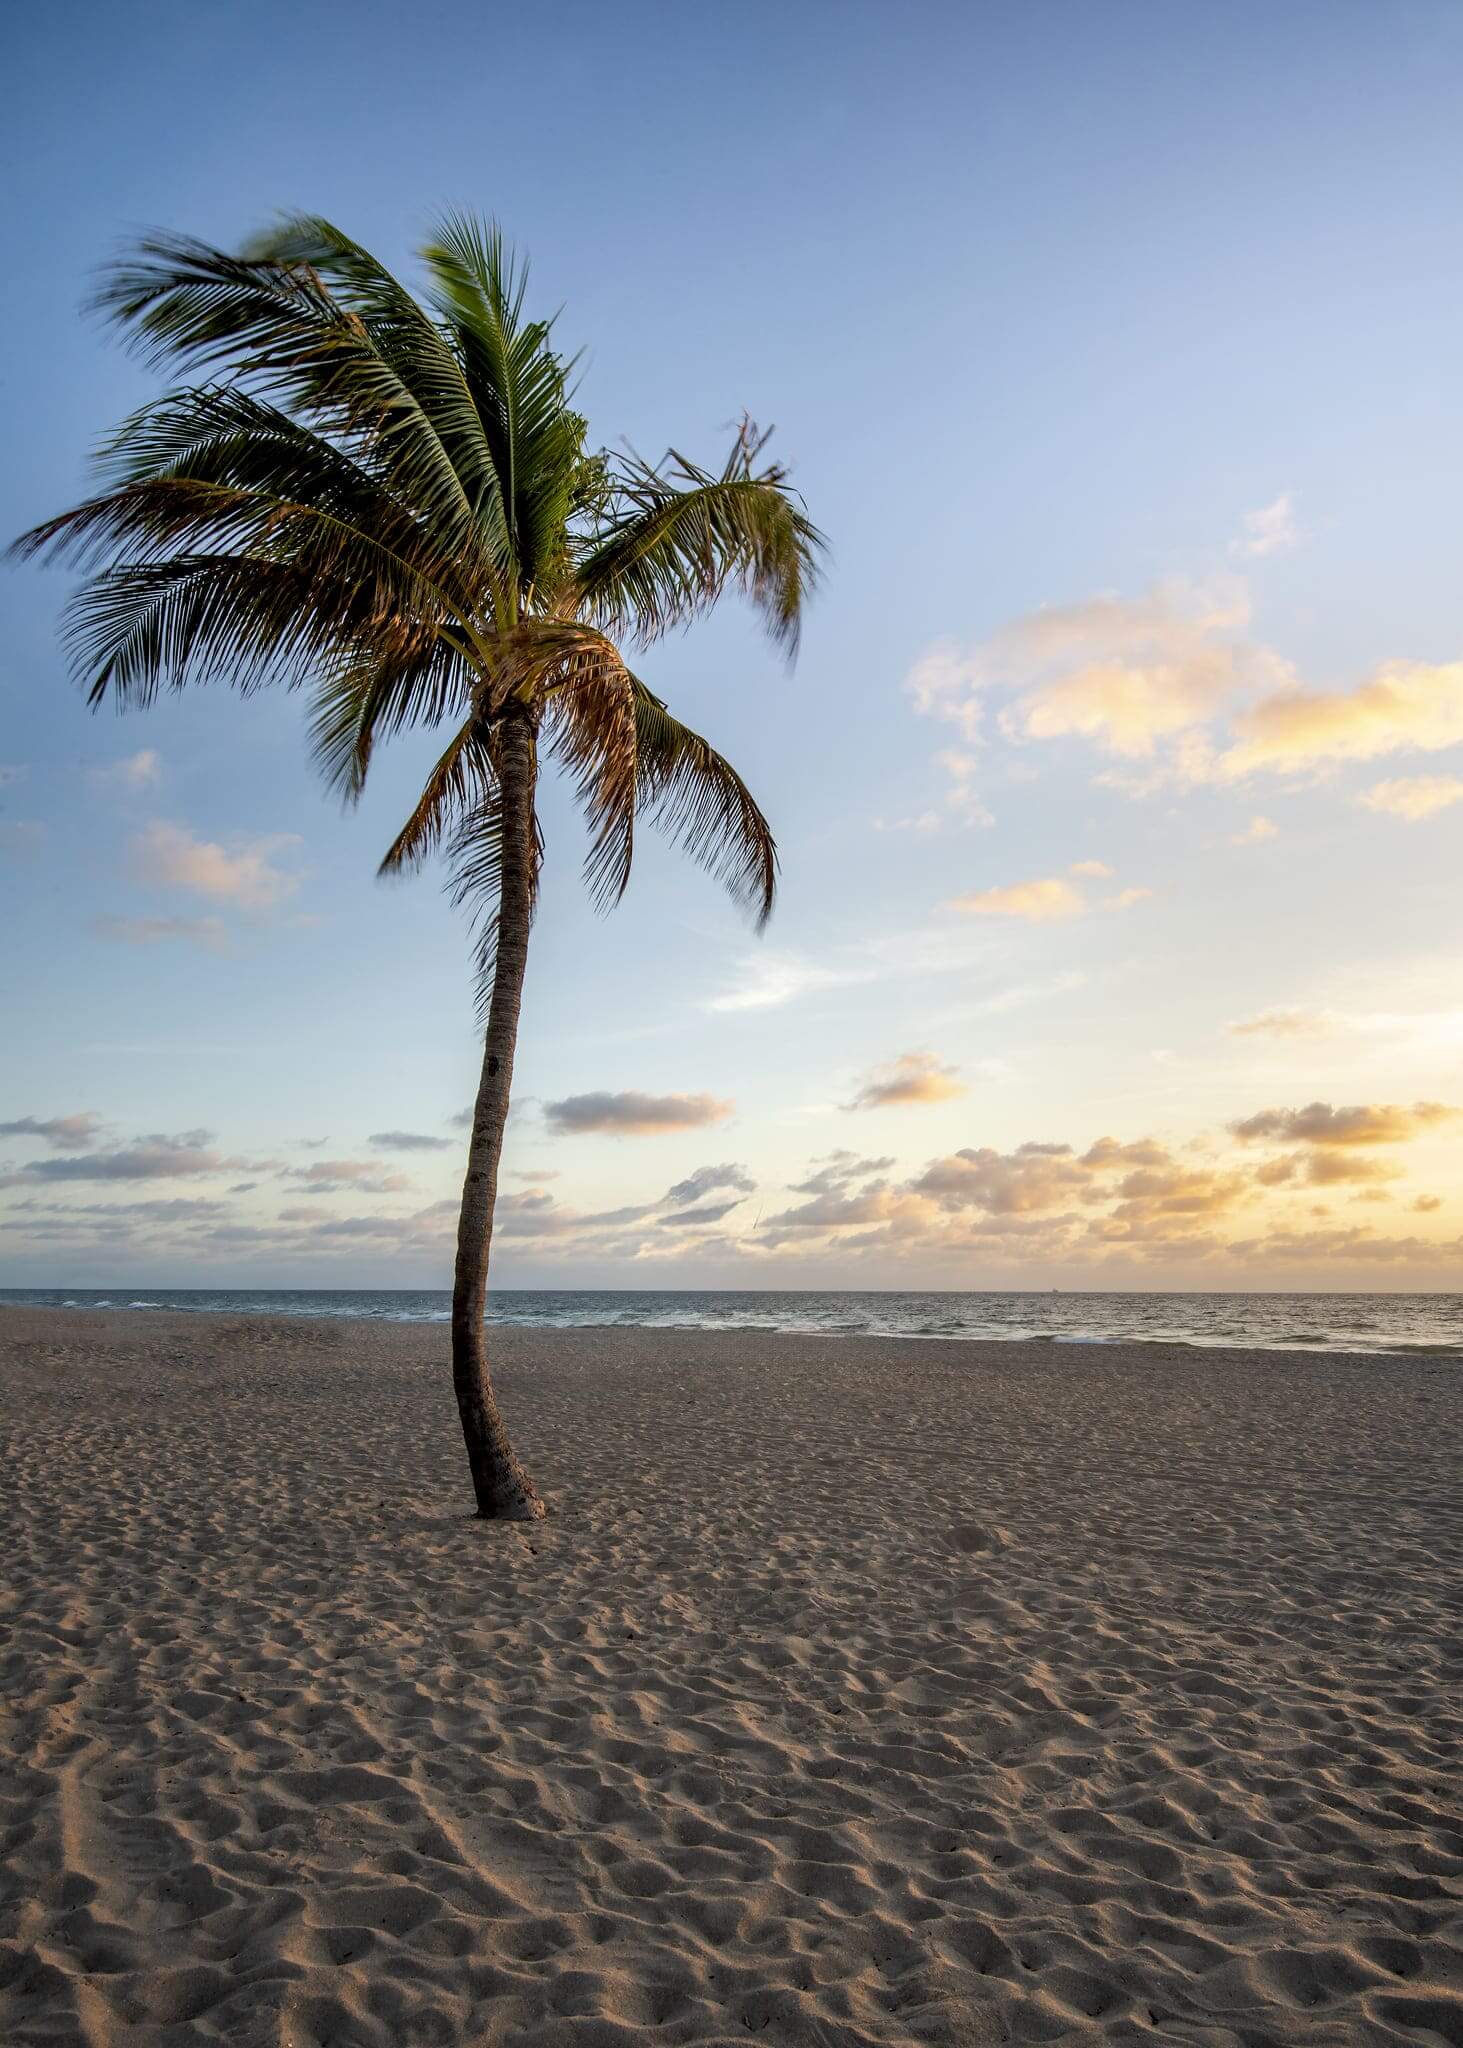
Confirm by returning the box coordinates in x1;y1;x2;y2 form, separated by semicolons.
4;0;1463;1291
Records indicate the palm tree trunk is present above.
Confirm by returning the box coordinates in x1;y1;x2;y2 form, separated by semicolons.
450;701;546;1520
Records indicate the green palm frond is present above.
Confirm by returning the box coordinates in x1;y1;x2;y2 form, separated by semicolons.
96;229;487;564
15;477;466;711
17;212;818;1019
420;214;586;599
575;417;825;653
242;215;510;566
59;554;342;707
540;634;640;912
11;377;488;711
309;638;480;800
630;678;778;925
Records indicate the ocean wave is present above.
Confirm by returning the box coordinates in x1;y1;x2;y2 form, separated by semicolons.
5;1288;1461;1355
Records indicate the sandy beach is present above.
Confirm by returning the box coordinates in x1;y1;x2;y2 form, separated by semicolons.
1;1309;1459;2047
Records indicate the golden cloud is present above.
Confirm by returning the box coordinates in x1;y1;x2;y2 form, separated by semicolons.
948;876;1085;921
907;580;1463;797
1227;1007;1335;1039
1219;661;1463;778
1359;775;1463;822
1231;1101;1457;1148
846;1052;967;1111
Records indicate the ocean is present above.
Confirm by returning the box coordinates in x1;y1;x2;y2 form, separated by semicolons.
2;1287;1462;1354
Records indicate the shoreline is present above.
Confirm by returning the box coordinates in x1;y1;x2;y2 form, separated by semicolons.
3;1309;1460;2045
4;1294;1462;1360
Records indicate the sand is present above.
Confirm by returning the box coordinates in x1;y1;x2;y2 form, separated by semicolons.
1;1308;1460;2048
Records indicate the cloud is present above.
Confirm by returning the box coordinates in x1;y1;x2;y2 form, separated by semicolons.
760;1128;1260;1256
903;642;985;741
1304;1153;1398;1186
3;1129;250;1183
658;1199;745;1228
1231;815;1278;845
1224;1225;1462;1268
92;749;161;791
0;1112;105;1152
909;568;1463;795
282;1159;412;1194
948;876;1085;921
1069;859;1113;879
1105;886;1153;909
846;1051;967;1111
873;751;994;833
543;1090;733;1137
511;1168;559;1184
1079;1137;1171;1170
873;809;942;835
132;821;303;909
1231;1101;1456;1147
904;584;1270;764
935;750;993;828
0;764;27;788
663;1163;756;1207
369;1130;452;1153
481;1179;751;1249
1359;776;1463;822
1231;494;1299;560
1218;661;1463;779
1227;1007;1336;1039
703;951;874;1014
763;1180;920;1235
911;1142;1092;1216
1413;1195;1442;1213
1254;1151;1397;1189
752;1100;1463;1270
788;1152;896;1197
93;914;230;953
989;579;1267;760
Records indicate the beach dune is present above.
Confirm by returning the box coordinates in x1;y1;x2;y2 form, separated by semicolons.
1;1308;1460;2045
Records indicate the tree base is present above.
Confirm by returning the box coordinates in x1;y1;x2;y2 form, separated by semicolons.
475;1488;548;1522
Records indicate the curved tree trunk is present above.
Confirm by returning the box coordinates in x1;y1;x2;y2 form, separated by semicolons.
450;701;546;1519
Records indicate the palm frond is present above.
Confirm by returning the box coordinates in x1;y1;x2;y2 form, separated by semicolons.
15;476;463;710
377;716;498;874
446;758;545;1013
11;379;490;714
241;215;509;565
94;227;493;572
575;417;824;653
19;213;810;1020
421;215;586;596
539;635;639;912
309;638;480;800
57;554;340;707
631;677;778;925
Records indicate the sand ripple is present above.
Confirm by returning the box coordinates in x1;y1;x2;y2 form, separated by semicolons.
1;1311;1460;2044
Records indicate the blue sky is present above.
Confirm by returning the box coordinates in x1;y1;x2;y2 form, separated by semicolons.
5;0;1463;1287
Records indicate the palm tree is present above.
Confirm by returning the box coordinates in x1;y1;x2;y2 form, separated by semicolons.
16;215;823;1519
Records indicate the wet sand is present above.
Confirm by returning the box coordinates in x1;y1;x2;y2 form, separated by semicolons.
1;1306;1460;2046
